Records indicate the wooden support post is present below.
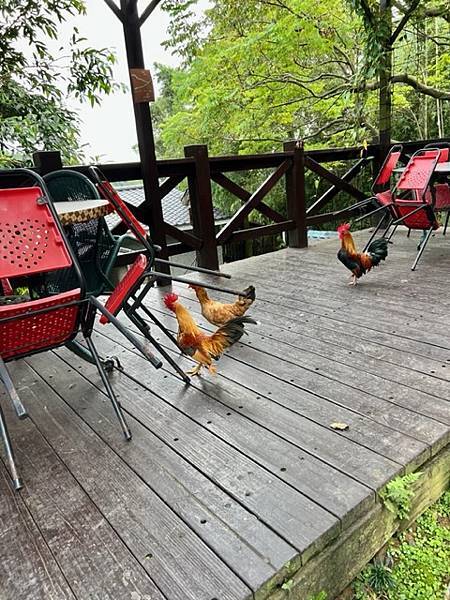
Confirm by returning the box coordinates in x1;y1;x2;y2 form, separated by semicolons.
284;140;308;248
120;0;169;276
32;151;63;175
184;145;219;271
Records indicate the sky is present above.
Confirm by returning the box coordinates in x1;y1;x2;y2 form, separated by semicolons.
66;0;184;163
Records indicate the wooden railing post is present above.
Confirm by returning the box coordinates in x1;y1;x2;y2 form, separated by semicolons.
184;145;219;271
284;140;308;248
32;151;63;175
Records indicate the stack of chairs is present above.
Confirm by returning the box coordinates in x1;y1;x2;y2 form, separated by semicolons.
0;169;156;489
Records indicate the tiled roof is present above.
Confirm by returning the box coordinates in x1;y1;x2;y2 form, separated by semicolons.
112;183;227;228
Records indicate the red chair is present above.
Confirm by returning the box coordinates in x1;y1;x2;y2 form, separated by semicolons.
424;142;450;163
358;145;403;250
390;149;441;270
423;143;450;234
89;166;253;384
0;170;133;490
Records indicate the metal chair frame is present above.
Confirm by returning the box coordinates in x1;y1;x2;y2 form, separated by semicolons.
89;166;253;383
388;149;441;270
0;169;157;490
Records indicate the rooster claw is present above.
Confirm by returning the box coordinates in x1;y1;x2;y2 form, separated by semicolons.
186;364;202;376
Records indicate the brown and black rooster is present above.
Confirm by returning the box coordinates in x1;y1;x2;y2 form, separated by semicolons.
189;284;256;326
337;223;388;285
164;292;256;375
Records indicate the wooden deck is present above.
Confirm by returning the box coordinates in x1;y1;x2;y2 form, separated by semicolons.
1;228;450;600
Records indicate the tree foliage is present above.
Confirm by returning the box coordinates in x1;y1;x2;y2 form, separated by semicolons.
0;0;120;166
157;0;450;157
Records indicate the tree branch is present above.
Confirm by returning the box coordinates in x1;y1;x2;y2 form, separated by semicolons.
390;0;421;45
424;3;450;20
391;74;450;99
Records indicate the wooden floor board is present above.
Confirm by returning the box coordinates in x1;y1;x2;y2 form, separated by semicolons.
36;348;343;560
173;282;450;383
8;361;252;600
96;325;416;484
151;291;450;397
0;394;165;600
28;351;300;597
0;463;76;600
129;303;449;447
1;228;449;600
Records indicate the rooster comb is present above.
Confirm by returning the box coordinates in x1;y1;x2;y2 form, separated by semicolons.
337;222;351;234
164;293;179;309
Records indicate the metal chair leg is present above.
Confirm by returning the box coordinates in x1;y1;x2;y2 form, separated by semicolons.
84;336;132;441
132;301;181;352
386;224;398;242
411;226;434;271
407;228;411;238
362;215;387;252
126;310;190;384
0;402;23;490
0;358;28;420
443;211;450;235
65;339;116;372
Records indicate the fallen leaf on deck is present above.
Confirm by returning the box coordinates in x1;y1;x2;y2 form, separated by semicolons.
330;422;349;431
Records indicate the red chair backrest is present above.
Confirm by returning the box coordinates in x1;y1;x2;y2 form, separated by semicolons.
90;167;148;239
0;187;73;279
395;149;440;201
424;143;449;163
373;144;403;190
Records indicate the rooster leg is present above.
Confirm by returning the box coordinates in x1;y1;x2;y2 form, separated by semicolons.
186;363;202;376
348;274;358;286
208;365;217;375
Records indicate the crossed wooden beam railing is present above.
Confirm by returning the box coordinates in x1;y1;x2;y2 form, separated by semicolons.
34;136;450;270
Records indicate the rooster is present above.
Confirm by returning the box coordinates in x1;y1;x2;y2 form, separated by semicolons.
164;292;257;375
337;223;388;285
189;284;256;326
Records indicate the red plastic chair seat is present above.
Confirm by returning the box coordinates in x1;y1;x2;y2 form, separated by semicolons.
99;254;148;324
0;289;81;360
434;184;450;211
395;201;439;231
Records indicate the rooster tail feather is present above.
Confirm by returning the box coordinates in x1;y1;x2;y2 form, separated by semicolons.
205;316;258;355
240;285;256;302
367;238;388;266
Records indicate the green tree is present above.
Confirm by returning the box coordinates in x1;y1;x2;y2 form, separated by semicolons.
0;0;121;166
159;0;450;156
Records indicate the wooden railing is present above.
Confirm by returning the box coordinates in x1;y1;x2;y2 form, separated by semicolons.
33;136;450;269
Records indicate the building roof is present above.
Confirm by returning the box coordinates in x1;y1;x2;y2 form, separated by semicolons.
113;183;227;228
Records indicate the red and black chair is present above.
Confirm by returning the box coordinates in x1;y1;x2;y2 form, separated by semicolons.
423;143;450;234
89;166;253;383
390;148;441;270
0;169;156;489
351;145;403;250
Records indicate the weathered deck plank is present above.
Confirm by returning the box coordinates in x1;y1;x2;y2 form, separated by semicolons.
7;360;252;600
0;397;165;600
0;228;449;600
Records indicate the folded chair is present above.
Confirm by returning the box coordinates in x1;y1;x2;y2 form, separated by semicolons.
89;167;252;382
0;170;155;490
390;148;441;270
44;170;143;368
349;145;403;250
423;143;450;234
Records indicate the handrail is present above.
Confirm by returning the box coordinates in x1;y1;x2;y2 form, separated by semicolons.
31;135;450;269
